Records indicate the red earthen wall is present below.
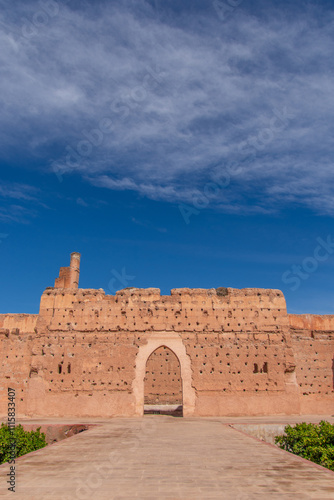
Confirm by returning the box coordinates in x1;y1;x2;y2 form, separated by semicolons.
0;262;333;418
289;314;334;414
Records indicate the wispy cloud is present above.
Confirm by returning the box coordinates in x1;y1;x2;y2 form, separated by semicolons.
0;204;37;224
0;182;38;201
0;182;40;223
1;1;334;214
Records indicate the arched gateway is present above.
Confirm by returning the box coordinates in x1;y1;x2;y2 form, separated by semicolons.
132;332;196;416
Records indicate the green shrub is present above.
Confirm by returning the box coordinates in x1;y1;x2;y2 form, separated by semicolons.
0;423;47;464
275;421;334;471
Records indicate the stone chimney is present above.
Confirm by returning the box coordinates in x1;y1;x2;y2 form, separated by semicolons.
69;252;81;289
54;252;81;289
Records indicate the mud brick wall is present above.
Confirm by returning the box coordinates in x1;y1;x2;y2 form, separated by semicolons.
0;315;38;416
0;314;38;333
36;286;289;334
289;314;334;414
0;266;333;417
180;328;300;416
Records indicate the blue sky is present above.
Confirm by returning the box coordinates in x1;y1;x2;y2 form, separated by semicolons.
0;0;333;314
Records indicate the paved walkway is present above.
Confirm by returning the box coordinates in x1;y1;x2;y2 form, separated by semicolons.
1;416;334;499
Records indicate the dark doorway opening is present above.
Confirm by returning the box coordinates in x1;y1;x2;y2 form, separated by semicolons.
144;346;183;417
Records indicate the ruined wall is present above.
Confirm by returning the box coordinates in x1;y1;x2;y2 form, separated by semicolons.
36;286;289;335
0;255;333;418
0;285;304;418
54;252;81;289
0;315;38;416
0;314;38;333
289;314;334;414
182;330;300;416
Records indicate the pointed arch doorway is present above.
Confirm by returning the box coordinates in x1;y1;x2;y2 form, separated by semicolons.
144;346;183;415
132;332;196;417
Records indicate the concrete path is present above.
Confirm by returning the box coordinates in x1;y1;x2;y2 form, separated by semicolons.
1;416;334;499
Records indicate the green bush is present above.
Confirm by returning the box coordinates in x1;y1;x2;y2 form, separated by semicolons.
0;423;47;464
275;421;334;471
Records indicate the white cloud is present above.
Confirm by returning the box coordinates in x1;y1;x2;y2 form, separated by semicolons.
1;1;334;214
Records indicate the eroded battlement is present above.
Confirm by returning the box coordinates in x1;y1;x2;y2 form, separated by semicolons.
36;284;289;334
289;314;334;333
0;314;38;335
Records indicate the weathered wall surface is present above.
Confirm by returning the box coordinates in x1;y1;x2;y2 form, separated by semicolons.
0;314;38;333
289;314;334;332
0;316;37;416
0;328;138;418
0;263;333;418
289;314;334;414
0;286;304;417
37;286;289;335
